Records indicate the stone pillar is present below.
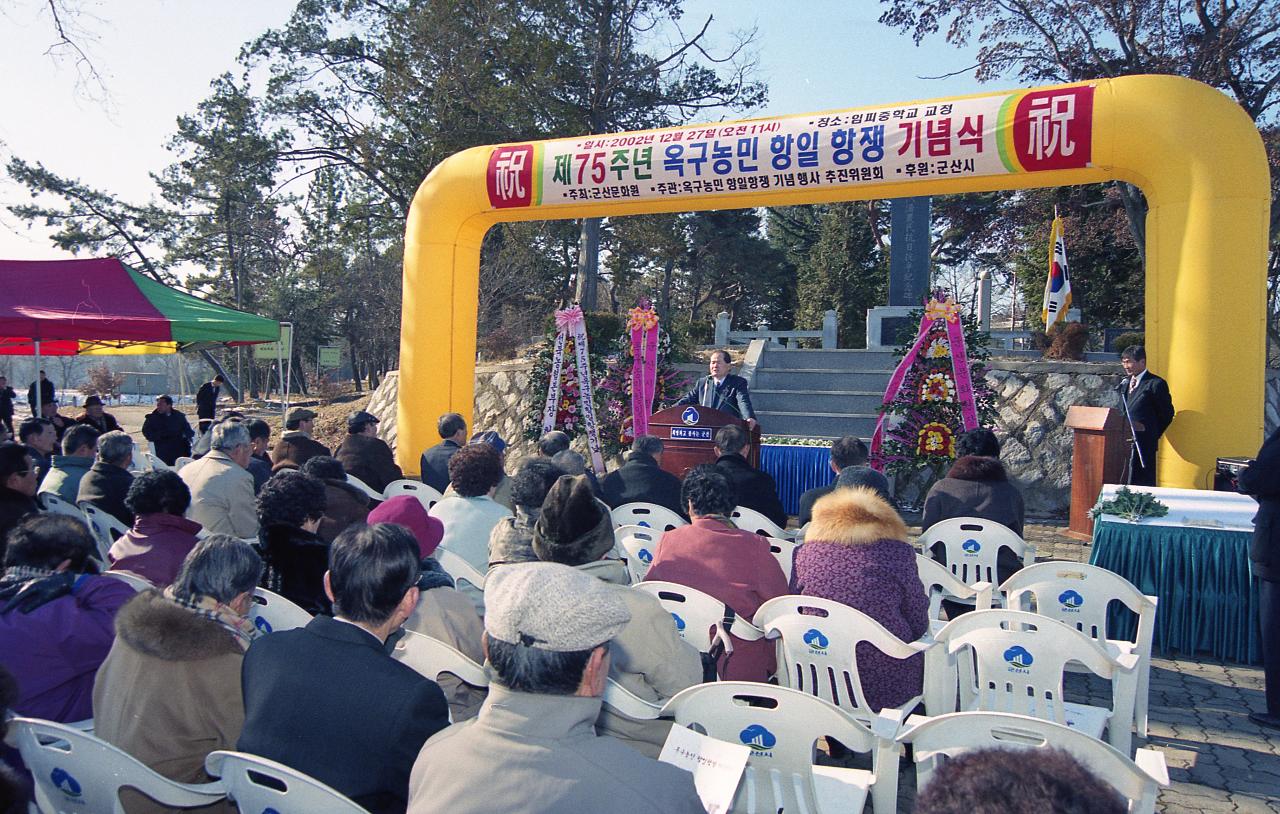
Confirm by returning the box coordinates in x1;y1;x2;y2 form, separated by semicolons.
978;270;992;333
714;312;730;347
821;310;838;348
888;197;932;305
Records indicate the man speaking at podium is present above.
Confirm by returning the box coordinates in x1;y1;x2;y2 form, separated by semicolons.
1117;345;1174;486
675;349;757;429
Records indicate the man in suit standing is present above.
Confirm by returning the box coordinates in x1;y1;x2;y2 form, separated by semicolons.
1117;345;1175;486
238;522;450;814
26;370;54;416
713;424;787;529
1239;428;1280;731
195;374;224;434
675;349;757;428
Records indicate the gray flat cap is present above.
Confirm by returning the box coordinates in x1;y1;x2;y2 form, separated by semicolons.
484;562;630;652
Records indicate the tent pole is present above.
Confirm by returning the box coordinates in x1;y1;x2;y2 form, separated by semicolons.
33;339;41;417
280;322;292;419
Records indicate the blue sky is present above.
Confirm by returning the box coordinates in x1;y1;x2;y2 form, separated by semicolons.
0;0;990;260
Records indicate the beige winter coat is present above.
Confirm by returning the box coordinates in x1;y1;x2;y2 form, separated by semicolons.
179;450;258;539
404;584;487;721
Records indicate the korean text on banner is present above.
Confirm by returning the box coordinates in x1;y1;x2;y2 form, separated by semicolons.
658;724;750;814
253;324;293;361
487;85;1095;209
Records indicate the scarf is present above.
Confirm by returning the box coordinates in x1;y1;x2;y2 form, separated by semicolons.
417;556;456;592
161;586;258;651
0;566;75;614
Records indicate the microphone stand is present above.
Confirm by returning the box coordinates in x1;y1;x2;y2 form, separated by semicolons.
1120;379;1146;486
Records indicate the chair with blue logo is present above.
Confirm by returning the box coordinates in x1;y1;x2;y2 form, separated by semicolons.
610;502;687;533
11;717;226;813
615;525;660;583
661;682;902;814
1000;561;1158;738
930;609;1141;755
78;502;131;564
765;537;799;582
916;517;1034;608
391;629;489;723
915;553;994;635
205;750;369;814
383;479;444;511
891;711;1168;814
729;506;792;540
634;581;764;663
753;595;941;723
249;587;314;635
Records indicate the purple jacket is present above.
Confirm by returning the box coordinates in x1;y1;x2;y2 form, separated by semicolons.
0;574;135;721
108;513;204;587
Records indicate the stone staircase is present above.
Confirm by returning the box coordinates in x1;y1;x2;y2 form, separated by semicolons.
750;346;897;439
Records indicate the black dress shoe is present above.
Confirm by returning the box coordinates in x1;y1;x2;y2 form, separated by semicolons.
1248;712;1280;731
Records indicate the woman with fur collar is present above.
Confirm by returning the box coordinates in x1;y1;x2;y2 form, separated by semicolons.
793;486;929;713
93;536;262;814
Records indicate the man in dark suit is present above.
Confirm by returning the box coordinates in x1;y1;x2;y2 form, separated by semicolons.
195;374;223;434
675;349;757;427
797;435;886;526
238;523;450;814
1239;428;1280;731
1117;345;1175;486
420;412;466;492
602;435;685;517
712;424;787;528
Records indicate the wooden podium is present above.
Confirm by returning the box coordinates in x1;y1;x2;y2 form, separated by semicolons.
647;404;761;479
1065;406;1130;539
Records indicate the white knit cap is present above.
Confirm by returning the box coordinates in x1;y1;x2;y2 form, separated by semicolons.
484;562;630;651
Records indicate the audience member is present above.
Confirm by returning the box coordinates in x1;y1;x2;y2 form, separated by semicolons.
430;443;512;573
793;486;928;712
141;395;194;466
922;428;1026;609
93;536;262;814
713;424;787;528
834;465;896;510
0;375;14;435
179;420;258;539
406;563;703;814
190;410;245;460
76;430;136;527
540;430;603;497
302;455;371;543
39;401;74;442
1240;426;1280;730
442;430;514;510
373;496;485;721
239;523;450;814
25;371;54;416
646;465;788;681
912;747;1126;814
0;514;134;721
601;435;684;517
532;475;702;756
0;444;39;556
270;407;331;470
0;664;28;809
488;458;563;568
537;430;571;458
797;435;883;526
256;469;330;615
195;374;225;434
107;470;202;587
420;412;467;493
18;417;55;483
37;423;97;506
337;409;402;493
74;395;121;435
243;418;273;493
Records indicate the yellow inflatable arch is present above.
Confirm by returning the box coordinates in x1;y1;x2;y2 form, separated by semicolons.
400;75;1268;489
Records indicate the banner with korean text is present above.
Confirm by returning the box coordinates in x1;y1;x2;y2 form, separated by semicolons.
487;85;1095;209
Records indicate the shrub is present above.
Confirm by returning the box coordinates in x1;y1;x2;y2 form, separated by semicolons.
80;365;125;399
1044;322;1090;361
1112;331;1144;355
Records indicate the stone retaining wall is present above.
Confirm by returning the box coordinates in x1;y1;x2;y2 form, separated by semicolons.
367;361;1280;519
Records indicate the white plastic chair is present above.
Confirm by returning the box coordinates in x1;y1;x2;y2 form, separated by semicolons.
610;502;687;532
383;479;444;510
602;677;664;721
660;682;901;814
392;630;489;722
142;452;171;471
765;536;799;582
345;473;384;502
39;491;90;524
917;517;1035;607
916;553;994;635
434;548;486;593
633;581;763;657
173;456;195;472
730;505;791;539
78;502;130;564
1001;561;1159;737
12;717;226;814
754;595;937;722
615;525;661;583
205;750;368;814
103;570;154;592
931;609;1140;755
249;587;314;635
893;712;1168;814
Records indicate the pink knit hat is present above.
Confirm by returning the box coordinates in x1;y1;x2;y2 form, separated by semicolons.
368;496;444;559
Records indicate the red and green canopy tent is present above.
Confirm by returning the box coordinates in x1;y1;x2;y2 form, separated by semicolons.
0;258;280;355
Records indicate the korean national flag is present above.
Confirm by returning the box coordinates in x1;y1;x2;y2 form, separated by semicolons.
1042;215;1073;329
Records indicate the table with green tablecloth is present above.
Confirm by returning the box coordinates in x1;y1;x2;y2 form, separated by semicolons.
1088;484;1261;665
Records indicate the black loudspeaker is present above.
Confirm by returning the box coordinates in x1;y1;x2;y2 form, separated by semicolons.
1215;456;1253;492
